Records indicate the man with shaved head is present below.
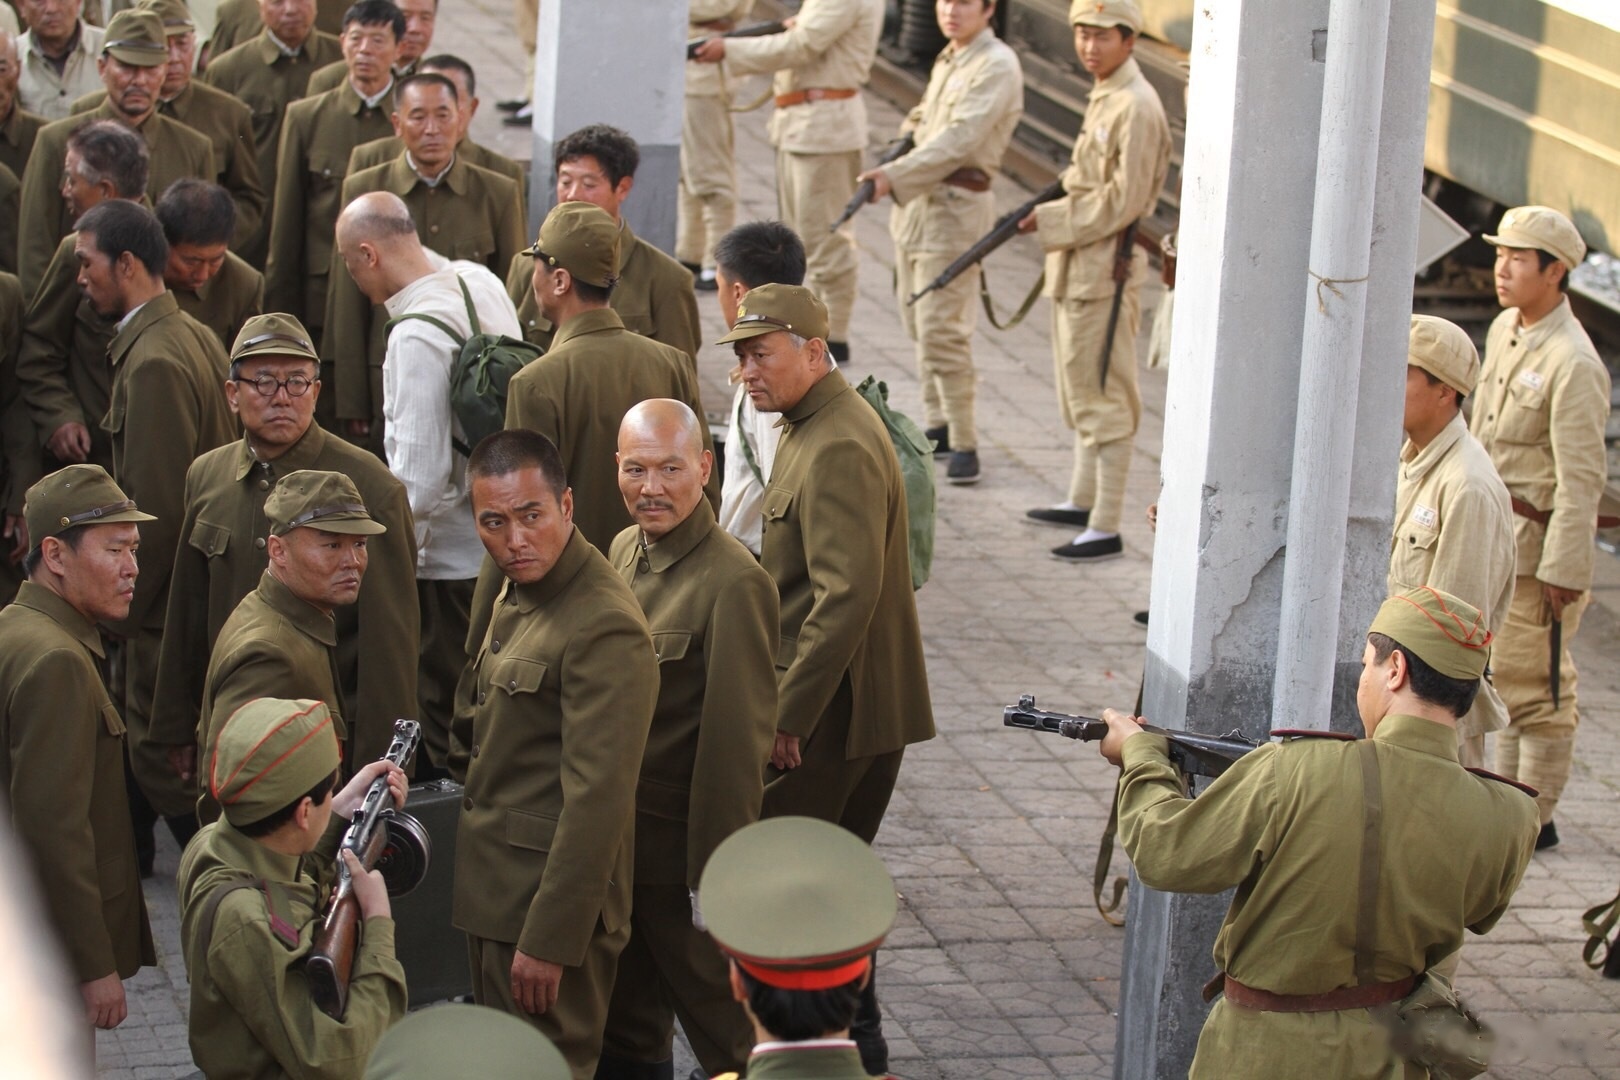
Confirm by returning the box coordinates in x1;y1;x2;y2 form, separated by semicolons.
599;398;777;1080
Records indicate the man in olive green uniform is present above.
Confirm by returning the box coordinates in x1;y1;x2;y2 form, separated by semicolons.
0;269;35;606
600;399;777;1079
1470;206;1614;846
345;53;523;188
504;124;701;363
150;314;418;789
197;471;387;795
76;198;236;844
305;0;433;95
699;817;899;1080
204;0;346;59
326;72;525;441
1022;0;1169;563
200;0;343;267
0;465;157;1031
860;0;1023;485
693;0;882;365
0;30;47;184
16;9;215;292
1388;315;1515;770
157;178;264;350
366;1003;571;1079
1098;586;1539;1078
451;429;659;1080
71;0;266;254
178;697;408;1078
678;0;751;289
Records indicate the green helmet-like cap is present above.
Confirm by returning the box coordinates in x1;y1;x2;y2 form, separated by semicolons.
265;470;387;536
24;464;156;549
715;283;830;345
232;313;321;365
138;0;196;34
102;9;170;66
365;1004;570;1079
524;201;620;289
1368;585;1492;682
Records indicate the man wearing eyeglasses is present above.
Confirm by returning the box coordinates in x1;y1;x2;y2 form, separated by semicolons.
149;313;419;831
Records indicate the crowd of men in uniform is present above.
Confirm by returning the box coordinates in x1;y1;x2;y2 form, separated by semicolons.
0;0;1613;1077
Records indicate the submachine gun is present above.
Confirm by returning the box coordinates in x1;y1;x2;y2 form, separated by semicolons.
308;720;433;1019
829;134;916;232
686;20;788;60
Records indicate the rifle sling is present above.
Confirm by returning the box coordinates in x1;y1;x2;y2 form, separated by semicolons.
1092;773;1127;927
197;876;303;955
1355;738;1382;987
976;264;1046;332
734;389;766;488
1581;883;1620;975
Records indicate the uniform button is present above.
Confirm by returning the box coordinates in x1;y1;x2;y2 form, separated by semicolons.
258;478;270;490
508;678;518;690
430;224;440;234
463;796;473;810
470;743;480;757
477;691;486;705
491;639;501;653
254;537;266;549
638;558;650;573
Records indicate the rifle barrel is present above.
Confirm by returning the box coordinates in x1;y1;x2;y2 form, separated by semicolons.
907;180;1065;305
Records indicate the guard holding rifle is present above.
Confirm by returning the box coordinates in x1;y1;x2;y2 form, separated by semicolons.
1019;0;1168;562
856;0;1023;486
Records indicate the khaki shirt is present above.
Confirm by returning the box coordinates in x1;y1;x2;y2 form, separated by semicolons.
105;291;238;632
886;30;1024;253
1033;56;1169;300
723;0;883;155
1387;413;1515;738
609;502;779;887
17;23;105;122
150;423;420;768
17;103;217;293
0;105;47;187
1118;719;1537;1076
761;369;935;757
451;528;658;962
177;816;406;1080
348;135;526;190
325;154;527;421
1469;298;1612;590
686;0;754;98
0;581;156;982
174;252;265;351
507;219;703;363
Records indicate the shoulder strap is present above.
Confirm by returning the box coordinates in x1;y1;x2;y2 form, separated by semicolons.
197;876;304;953
384;310;466;348
455;274;483;338
1355;739;1382;987
197;875;266;952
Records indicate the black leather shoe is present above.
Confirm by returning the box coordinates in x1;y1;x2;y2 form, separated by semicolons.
496;98;528;112
1025;506;1089;528
501;103;533;127
1050;535;1123;562
695;271;719;292
946;450;980;485
1133;610;1149;627
1536;821;1559;851
828;340;850;366
924;426;951;456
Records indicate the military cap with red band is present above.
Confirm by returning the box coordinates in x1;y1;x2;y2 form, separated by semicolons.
1368;585;1492;681
210;698;341;826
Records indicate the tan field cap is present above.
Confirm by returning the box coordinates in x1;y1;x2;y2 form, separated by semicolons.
716;283;831;345
1483;205;1586;270
231;313;321;364
102;9;169;66
25;464;156;548
1369;585;1492;682
210;699;341;826
365;1004;570;1079
138;0;196;33
524;201;620;289
1408;314;1479;397
1071;0;1144;32
265;470;388;536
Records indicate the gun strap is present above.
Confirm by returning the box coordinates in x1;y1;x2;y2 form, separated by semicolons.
196;875;304;954
734;390;766;487
1354;738;1383;987
977;264;1047;332
729;82;776;114
1092;773;1128;927
1580;884;1620;975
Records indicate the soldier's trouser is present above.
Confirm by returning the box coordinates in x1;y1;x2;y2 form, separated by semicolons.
775;148;861;343
468;924;631;1080
516;0;538;59
677;94;737;271
1052;292;1142;533
763;678;904;844
1491;576;1586;824
895;244;979;450
1191;998;1420;1079
124;624;196;818
599;884;753;1074
417;577;474;770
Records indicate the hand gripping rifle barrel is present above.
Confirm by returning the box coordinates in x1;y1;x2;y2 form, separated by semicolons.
686;20;788;60
829;134;916;232
307;719;423;1020
1003;694;1259;780
907;180;1066;305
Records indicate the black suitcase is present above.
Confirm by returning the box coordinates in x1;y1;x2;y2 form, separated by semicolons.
387;778;471;1006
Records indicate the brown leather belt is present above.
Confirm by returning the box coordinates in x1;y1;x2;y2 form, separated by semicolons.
943;167;991;193
1510;495;1620;529
775;88;858;108
1217;974;1415;1013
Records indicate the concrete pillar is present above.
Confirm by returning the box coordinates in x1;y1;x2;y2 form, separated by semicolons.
1119;0;1435;1075
527;1;685;251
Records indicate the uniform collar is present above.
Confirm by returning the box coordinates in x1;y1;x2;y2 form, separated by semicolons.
550;305;626;349
1399;411;1466;476
504;525;592;611
231;421;328;482
1511;295;1574;352
626;499;716;575
208;819;310;884
939;27;994;66
25;21;91;63
93;96;156;134
0;105;34;148
341;76;393;115
12;580;106;658
746;1041;866;1076
781;367;850;426
1092;55;1142;99
158;80;195;116
257;569;339;647
385;150;464;194
258;28;311;62
108;290;180;367
1371;713;1460;761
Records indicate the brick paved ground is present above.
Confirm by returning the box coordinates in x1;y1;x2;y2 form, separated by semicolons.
95;3;1620;1076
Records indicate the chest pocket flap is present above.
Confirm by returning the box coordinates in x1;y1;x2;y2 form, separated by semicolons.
506;808;557;852
490;656;547;696
1500;379;1549;441
188;519;231;558
651;631;692;664
762;486;795;524
448;228;496;263
1400;525;1439;551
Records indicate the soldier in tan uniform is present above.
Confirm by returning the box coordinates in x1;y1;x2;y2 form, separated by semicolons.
304;0;433;95
694;0;882;365
1096;586;1538;1078
600;399;777;1080
1387;315;1515;769
1470;206;1614;847
0;465;156;1030
451;429;659;1080
505;124;702;362
859;0;1023;485
678;0;751;291
1020;0;1168;563
16;8;214;291
178;697;408;1078
156;178;264;350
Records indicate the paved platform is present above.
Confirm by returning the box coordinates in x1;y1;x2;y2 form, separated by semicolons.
94;4;1620;1076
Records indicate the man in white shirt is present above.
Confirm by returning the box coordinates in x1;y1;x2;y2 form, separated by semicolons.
334;190;520;772
16;0;105;121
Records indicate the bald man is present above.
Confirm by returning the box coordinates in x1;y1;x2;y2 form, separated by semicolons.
601;399;777;1080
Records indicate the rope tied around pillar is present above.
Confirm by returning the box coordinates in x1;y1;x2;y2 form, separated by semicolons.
1307;270;1371;314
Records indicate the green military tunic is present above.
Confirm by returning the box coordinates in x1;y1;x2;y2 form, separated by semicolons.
1116;718;1538;1078
150;423;419;770
349;134;525;189
602;503;777;1073
740;1042;877;1079
0;271;35;605
177;814;407;1079
0;161;17;277
0;105;46;187
173;251;265;351
305;56;418;98
0;581;156;983
325;153;526;424
206;0;347;57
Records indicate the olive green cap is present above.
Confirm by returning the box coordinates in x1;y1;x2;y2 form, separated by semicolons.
699;818;896;988
1408;315;1478;397
210;699;340;826
24;464;155;549
1070;0;1143;32
1368;586;1492;681
715;283;830;345
265;470;387;536
523;201;620;289
137;0;196;34
365;1004;570;1079
231;313;321;365
1483;205;1586;270
102;9;170;66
